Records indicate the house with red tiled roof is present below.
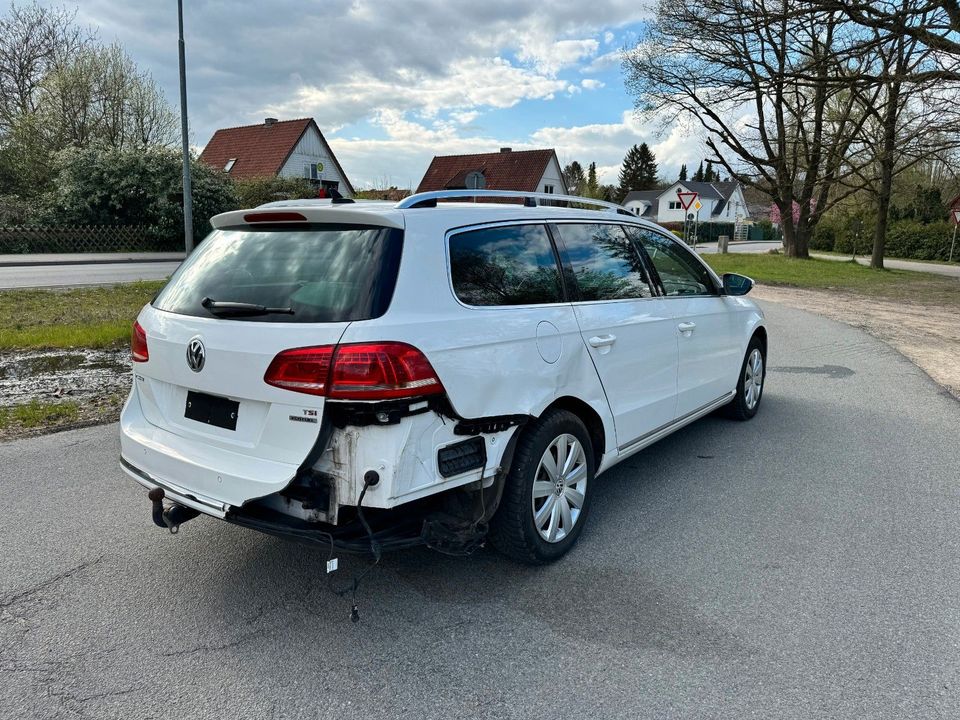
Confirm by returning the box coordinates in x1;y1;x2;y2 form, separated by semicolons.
198;118;354;198
416;148;566;196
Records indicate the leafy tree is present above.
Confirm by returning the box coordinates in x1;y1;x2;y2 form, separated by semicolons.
0;2;176;201
891;185;948;224
616;143;658;200
41;147;236;247
563;160;586;195
232;176;317;208
678;163;687;181
705;160;717;182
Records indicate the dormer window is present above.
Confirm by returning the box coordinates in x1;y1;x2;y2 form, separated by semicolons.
223;158;236;173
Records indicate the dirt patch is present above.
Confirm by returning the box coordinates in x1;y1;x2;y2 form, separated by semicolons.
0;348;130;440
752;285;960;399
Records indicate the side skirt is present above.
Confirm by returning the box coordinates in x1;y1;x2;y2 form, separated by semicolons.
607;392;735;469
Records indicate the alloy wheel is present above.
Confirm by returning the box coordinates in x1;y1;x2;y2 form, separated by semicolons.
531;433;588;543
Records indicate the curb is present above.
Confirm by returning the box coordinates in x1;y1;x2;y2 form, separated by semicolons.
0;256;185;268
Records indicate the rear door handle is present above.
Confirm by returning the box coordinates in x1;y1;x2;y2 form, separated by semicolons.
588;334;617;348
677;322;697;333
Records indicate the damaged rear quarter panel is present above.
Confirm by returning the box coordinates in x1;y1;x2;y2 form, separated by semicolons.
312;407;517;509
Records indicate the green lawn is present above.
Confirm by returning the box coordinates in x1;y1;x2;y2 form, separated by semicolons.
0;399;80;429
703;253;960;306
0;280;165;350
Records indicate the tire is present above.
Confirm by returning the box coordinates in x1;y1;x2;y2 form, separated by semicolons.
488;409;595;564
724;335;766;420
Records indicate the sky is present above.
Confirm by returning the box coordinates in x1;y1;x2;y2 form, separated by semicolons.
65;0;707;189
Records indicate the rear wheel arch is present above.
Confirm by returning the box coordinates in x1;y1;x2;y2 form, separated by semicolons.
540;396;606;468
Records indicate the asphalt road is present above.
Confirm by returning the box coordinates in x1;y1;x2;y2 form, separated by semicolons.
0;261;181;289
2;302;958;719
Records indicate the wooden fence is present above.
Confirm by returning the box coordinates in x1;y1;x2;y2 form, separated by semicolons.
0;226;172;254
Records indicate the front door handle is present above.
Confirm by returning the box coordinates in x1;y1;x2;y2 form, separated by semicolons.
677;322;697;333
588;334;617;348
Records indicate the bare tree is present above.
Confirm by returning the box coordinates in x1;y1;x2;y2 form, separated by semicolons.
842;15;960;267
0;1;86;132
623;0;877;257
823;0;960;58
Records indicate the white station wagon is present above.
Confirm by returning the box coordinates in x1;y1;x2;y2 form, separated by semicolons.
121;190;766;564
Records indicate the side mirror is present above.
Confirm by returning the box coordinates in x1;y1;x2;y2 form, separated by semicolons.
722;272;754;296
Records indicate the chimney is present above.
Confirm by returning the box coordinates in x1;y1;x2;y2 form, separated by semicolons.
264;117;278;126
500;147;512;153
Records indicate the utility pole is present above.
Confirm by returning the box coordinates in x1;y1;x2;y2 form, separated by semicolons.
178;0;194;253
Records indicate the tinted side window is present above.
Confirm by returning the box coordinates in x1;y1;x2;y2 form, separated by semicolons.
449;224;564;306
552;223;654;301
627;227;718;297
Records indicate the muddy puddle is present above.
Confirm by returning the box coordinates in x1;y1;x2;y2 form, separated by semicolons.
0;348;130;406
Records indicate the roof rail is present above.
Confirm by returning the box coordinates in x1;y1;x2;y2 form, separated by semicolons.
394;189;635;215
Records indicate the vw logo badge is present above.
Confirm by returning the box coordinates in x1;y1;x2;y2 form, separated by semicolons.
186;337;206;373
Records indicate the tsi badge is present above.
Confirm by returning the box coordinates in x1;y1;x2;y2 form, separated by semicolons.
186;337;206;373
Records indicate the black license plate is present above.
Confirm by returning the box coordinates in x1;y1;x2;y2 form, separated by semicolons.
185;391;239;431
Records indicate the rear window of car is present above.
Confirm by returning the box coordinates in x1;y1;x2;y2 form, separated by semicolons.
152;224;403;323
449;224;564;306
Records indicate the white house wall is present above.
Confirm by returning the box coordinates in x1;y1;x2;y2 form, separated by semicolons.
538;156;564;194
656;182;717;223
279;125;353;197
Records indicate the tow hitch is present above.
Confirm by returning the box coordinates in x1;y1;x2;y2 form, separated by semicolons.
148;488;201;534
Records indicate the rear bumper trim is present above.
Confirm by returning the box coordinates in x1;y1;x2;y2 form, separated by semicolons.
120;456;228;519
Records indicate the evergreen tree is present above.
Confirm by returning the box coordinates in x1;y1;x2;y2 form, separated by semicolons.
616;143;658;201
584;161;600;198
692;160;704;182
705;160;716;182
678;163;687;181
636;143;658;189
563;160;586;195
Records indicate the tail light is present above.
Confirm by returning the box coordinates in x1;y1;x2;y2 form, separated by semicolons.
131;321;149;362
264;342;443;400
263;346;333;395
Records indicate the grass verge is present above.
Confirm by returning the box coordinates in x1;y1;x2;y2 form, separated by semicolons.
0;399;80;430
0;280;165;350
702;253;960;307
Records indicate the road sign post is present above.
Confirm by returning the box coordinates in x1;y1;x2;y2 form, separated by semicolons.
677;189;699;247
950;210;960;263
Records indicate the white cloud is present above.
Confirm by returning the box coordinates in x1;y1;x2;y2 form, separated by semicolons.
450;110;480;125
534;110;708;184
517;38;600;74
581;49;624;74
581;78;605;90
263;57;566;129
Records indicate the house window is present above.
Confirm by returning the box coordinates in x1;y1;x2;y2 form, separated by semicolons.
544;184;555;194
223;158;236;173
303;163;321;180
668;201;681;210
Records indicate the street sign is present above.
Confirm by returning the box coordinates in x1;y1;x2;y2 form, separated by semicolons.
693;200;702;211
953;209;960;224
677;190;698;211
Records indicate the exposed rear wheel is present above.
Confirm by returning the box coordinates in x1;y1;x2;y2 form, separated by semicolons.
489;410;594;564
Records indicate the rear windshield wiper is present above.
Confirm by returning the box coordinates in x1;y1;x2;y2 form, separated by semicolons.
201;297;294;316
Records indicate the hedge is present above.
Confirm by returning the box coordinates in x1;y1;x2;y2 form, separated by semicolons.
812;219;957;261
